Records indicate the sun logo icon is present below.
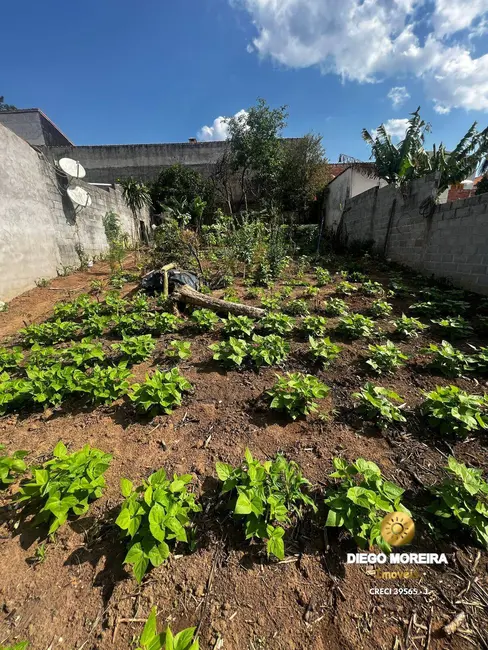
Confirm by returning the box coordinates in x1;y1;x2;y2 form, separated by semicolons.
380;512;415;547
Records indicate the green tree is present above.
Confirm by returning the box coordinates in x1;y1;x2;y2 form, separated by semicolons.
363;107;488;195
227;98;288;209
279;134;331;215
150;164;213;223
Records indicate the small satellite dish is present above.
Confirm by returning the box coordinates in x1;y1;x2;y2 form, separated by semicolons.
58;157;86;179
67;186;92;208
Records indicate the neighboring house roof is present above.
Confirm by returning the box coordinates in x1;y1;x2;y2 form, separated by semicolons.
327;162;376;184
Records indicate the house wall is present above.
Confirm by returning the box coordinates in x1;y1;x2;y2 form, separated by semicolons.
325;168;353;230
339;173;488;295
0;110;73;146
325;168;384;230
0;111;45;146
0;123;150;301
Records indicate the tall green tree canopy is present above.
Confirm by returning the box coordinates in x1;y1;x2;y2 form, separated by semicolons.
363;107;488;194
226;98;288;208
279;134;331;214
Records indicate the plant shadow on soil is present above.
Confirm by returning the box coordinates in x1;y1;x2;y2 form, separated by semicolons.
64;509;130;606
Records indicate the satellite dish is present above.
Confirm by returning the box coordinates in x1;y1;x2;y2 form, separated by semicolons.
58;157;86;179
67;186;92;208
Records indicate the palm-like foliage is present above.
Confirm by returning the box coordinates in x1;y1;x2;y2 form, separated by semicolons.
363;108;488;195
119;178;152;215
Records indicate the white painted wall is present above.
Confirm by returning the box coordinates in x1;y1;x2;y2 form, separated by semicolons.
326;167;386;231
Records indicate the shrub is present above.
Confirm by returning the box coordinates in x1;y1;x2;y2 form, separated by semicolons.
116;469;201;583
431;316;473;339
223;287;240;303
267;372;329;419
130;368;192;415
353;383;406;429
130;293;151;313
324;457;410;552
0;347;24;372
102;291;129;315
472;347;488;374
303;286;319;299
0;373;31;415
260;312;295;336
246;287;263;300
301;315;328;337
335;281;357;296
389;280;411;298
167;340;192;361
249;334;289;368
0;445;28;489
409;301;439;317
316;267;331;286
151;312;182;335
79;364;132;404
16;442;111;535
337;314;376;339
216;449;316;560
26;363;84;407
284;299;310;316
422;341;474;377
52;301;80;320
307;336;341;368
370;300;393;319
112;335;156;364
392;314;428;338
190;309;220;332
421;385;488;437
323;298;349;316
89;279;104;295
137;607;199;650
366;341;408;374
261;295;281;311
347;271;368;283
360;280;385;296
428;457;488;549
20;320;79;346
209;338;249;367
112;313;149;336
61;339;106;367
222;314;255;338
82;313;111;337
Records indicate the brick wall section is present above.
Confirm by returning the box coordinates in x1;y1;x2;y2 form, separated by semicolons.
340;173;488;295
0;123;150;301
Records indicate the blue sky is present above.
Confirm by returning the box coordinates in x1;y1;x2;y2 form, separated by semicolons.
2;0;488;161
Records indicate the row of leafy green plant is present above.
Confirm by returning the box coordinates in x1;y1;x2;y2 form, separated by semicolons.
2;443;486;581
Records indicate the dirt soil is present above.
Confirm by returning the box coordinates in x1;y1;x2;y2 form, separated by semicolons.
0;257;487;650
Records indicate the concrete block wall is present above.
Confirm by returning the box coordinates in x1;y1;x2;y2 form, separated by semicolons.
0;123;150;301
44;141;228;184
341;173;488;295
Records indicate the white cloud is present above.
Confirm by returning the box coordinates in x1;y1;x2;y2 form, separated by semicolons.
235;0;488;112
197;109;248;141
433;103;451;114
372;118;410;141
388;86;410;108
432;0;488;38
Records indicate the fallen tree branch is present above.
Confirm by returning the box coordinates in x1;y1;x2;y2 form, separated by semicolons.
172;284;266;318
